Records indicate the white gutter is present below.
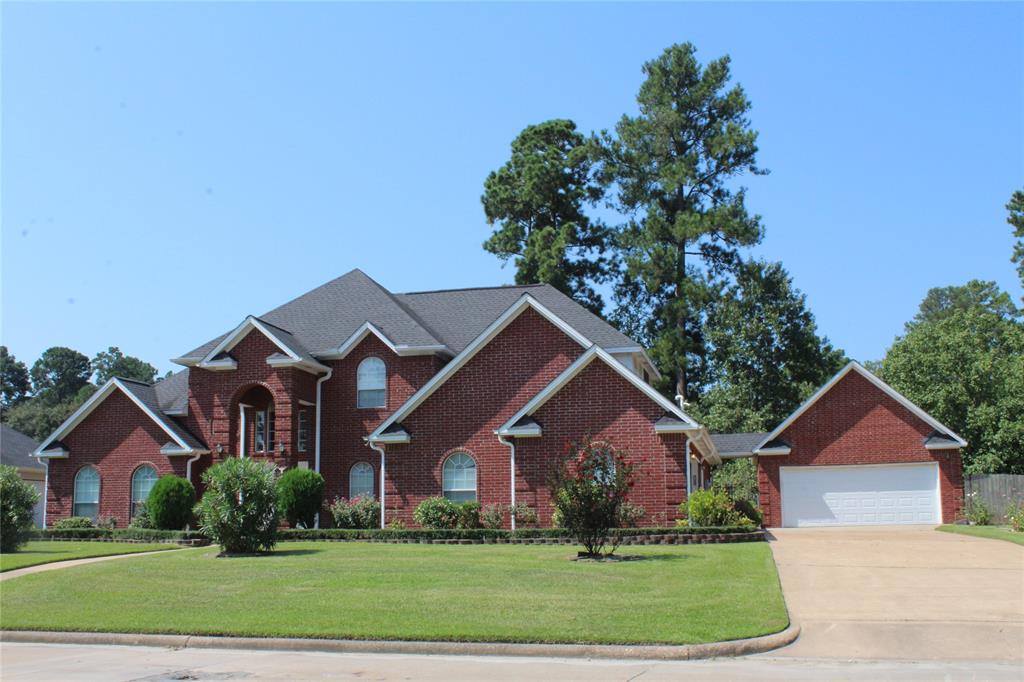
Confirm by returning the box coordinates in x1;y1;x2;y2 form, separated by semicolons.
36;456;49;529
684;434;692;527
185;451;203;484
313;368;333;529
369;442;386;529
239;403;249;457
498;436;516;531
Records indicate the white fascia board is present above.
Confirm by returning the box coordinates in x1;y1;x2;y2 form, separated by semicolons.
160;443;209;456
755;447;792;456
318;322;451;360
925;442;961;451
370;295;593;442
198;357;238;371
654;422;699;434
33;379;203;456
374;432;410;444
266;355;331;375
35;447;69;459
498;424;543;438
496;345;700;436
298;399;316;407
753;362;967;453
718;451;756;459
200;316;304;366
604;346;662;381
170;357;200;368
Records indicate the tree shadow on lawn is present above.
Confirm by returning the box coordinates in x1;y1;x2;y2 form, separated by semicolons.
215;549;325;559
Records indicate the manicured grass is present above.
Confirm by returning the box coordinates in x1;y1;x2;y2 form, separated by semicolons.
0;541;177;572
938;524;1024;546
0;542;787;645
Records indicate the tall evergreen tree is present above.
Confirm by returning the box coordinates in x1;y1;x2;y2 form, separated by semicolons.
600;43;766;399
482;119;610;313
1008;188;1024;296
0;346;31;411
92;347;158;385
29;347;91;405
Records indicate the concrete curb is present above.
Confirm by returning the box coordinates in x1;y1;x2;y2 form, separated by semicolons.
0;624;799;660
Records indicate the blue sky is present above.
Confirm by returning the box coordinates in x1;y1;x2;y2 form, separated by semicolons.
3;2;1022;377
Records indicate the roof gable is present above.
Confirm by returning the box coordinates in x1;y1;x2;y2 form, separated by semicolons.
34;378;208;458
753;362;967;453
368;295;592;442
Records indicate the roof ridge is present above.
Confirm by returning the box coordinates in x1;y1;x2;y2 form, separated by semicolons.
114;376;155;387
398;283;549;296
250;315;294;335
355;272;444;347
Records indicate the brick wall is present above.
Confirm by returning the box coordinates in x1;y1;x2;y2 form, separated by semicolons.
757;370;964;526
45;389;190;527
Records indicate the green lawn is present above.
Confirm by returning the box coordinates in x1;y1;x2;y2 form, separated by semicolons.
0;542;787;645
938;524;1024;546
0;541;178;572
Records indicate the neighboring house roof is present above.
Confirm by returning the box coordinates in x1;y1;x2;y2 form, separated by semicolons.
34;378;208;458
174;269;639;364
1;424;43;472
753;362;967;454
710;432;769;458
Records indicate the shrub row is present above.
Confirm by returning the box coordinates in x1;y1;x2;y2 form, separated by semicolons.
277;525;761;542
33;528;209;543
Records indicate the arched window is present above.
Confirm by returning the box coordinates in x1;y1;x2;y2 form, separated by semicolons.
349;462;375;499
442;452;477;502
357;357;386;408
131;465;159;519
73;466;100;520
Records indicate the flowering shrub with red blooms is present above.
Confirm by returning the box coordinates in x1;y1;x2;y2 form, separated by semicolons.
549;438;637;557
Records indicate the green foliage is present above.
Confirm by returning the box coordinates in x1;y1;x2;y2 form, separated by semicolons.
1006;501;1024;533
128;503;156;529
413;497;481;529
0;465;40;552
30;347;91;405
53;516;96;529
481;504;504;530
194;457;279;554
147;475;196;530
3;390;93;441
880;297;1024;474
909;280;1019;329
0;346;31;410
694;261;846;433
277;525;760;542
1008;188;1024;295
91;346;158;385
687;489;748;527
618;502;646;528
276;468;325;529
511;503;539;527
732;498;763;526
711;458;759;506
482;119;610;313
329;495;380;529
600;43;765;399
964;494;991;526
549;439;637;556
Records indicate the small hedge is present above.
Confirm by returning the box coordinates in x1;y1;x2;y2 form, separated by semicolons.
278;526;760;542
33;528;208;543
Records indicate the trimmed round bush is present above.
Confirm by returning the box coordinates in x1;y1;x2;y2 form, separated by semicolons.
195;457;280;554
52;516;96;529
330;495;380;529
147;475;196;530
277;468;325;529
414;497;459;529
0;464;40;552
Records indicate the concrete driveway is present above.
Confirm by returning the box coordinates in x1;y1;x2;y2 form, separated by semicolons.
768;526;1024;661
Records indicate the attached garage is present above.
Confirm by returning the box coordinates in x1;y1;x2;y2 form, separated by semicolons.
779;462;940;527
751;362;966;528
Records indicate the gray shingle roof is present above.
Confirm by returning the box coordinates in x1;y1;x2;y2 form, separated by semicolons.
1;424;43;471
177;270;640;361
710;432;769;457
117;379;206;451
154;369;190;415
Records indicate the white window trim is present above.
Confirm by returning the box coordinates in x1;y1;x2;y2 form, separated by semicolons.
73;466;101;519
130;464;159;518
349;461;375;499
442;452;478;501
356;356;387;409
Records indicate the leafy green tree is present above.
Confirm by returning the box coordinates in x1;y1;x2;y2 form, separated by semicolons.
30;347;91;405
482;119;610;313
881;306;1024;474
1008;188;1024;294
693;261;846;433
599;43;766;400
0;464;40;552
0;346;31;411
92;347;158;385
276;468;324;529
909;280;1019;329
3;384;97;440
195;457;279;554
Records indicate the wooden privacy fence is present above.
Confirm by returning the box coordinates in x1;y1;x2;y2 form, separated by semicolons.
965;474;1024;522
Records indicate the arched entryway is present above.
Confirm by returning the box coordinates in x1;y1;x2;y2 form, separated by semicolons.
234;385;277;457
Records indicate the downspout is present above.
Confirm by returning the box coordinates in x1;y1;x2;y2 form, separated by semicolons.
239;404;247;457
37;456;49;529
684;434;692;527
313;368;333;529
498;436;516;531
185;452;202;485
369;441;386;529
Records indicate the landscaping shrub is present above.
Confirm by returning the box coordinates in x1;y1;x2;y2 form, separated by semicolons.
711;458;758;506
128;502;156;529
732;498;763;526
194;457;279;554
687;489;745;527
1007;501;1024;533
414;497;460;529
481;503;504;529
0;464;40;552
455;501;481;529
53;516;96;530
964;493;991;526
277;525;761;542
549;438;636;556
277;468;325;529
330;495;380;529
147;475;196;530
511;503;539;527
619;502;646;528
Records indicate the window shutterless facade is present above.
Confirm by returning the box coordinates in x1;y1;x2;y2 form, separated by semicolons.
253;409;276;452
357;357;386;408
131;464;159;519
73;466;100;519
349;461;374;499
297;409;308;452
442;452;477;502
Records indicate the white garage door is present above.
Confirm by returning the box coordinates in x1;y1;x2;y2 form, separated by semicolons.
780;463;940;527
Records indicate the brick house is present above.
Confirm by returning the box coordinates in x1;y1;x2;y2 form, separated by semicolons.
32;270;965;529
